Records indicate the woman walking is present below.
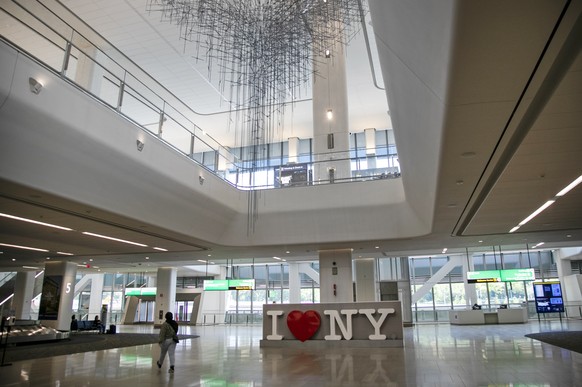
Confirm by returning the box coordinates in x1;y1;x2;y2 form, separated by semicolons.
156;312;179;373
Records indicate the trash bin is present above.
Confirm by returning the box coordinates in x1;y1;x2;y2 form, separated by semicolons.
108;324;116;334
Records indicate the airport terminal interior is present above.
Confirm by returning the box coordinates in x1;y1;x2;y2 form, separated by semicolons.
1;0;582;386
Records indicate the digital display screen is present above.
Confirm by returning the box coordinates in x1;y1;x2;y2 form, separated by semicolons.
533;282;564;313
274;163;308;187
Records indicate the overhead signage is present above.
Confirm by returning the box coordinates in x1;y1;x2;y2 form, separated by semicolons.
499;268;535;282
203;279;255;291
467;268;536;283
467;270;501;283
125;287;157;296
228;279;255;290
203;279;229;291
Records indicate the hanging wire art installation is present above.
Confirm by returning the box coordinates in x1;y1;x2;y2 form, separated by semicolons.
147;0;365;232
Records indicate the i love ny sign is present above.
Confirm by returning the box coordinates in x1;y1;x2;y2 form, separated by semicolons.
263;302;403;342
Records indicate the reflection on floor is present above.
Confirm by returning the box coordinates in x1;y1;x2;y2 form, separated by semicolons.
1;318;581;386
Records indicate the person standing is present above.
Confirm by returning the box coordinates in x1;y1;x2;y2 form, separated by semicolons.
70;315;78;331
156;312;179;373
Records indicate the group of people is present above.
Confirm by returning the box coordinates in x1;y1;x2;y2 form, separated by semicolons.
70;315;106;333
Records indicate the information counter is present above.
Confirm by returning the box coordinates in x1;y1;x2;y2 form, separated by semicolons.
449;307;528;325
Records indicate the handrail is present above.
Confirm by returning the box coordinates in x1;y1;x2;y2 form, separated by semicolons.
0;0;400;191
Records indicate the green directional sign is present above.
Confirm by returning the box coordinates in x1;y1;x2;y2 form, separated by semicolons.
468;268;536;283
500;268;535;282
203;279;229;291
203;279;255;291
125;287;157;296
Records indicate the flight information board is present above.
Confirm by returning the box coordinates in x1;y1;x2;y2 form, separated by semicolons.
533;281;564;313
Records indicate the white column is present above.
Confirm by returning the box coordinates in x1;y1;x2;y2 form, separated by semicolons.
198;266;227;325
12;271;36;320
288;262;301;303
463;253;477;306
354;258;376;302
397;257;413;326
87;273;105;323
155;267;177;326
39;261;77;331
288;137;299;164
364;128;376;155
319;249;353;302
312;37;351;182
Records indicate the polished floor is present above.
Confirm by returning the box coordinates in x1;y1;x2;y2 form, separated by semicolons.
1;318;581;386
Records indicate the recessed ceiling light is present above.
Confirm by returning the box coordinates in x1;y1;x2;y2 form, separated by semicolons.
153;247;168;251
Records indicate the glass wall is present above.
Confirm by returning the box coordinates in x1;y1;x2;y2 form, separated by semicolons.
210;129;399;189
406;250;556;323
62;248;568;326
221;262;320;323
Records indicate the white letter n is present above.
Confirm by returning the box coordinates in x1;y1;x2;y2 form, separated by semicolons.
324;309;357;340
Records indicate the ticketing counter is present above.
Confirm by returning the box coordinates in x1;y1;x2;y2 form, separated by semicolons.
449;307;528;325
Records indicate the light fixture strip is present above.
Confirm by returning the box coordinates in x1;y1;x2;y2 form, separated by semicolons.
0;212;73;231
0;242;49;252
82;232;148;247
556;174;582;197
509;173;582;232
518;200;555;226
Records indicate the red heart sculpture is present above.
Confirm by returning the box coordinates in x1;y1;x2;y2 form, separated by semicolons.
286;310;321;342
